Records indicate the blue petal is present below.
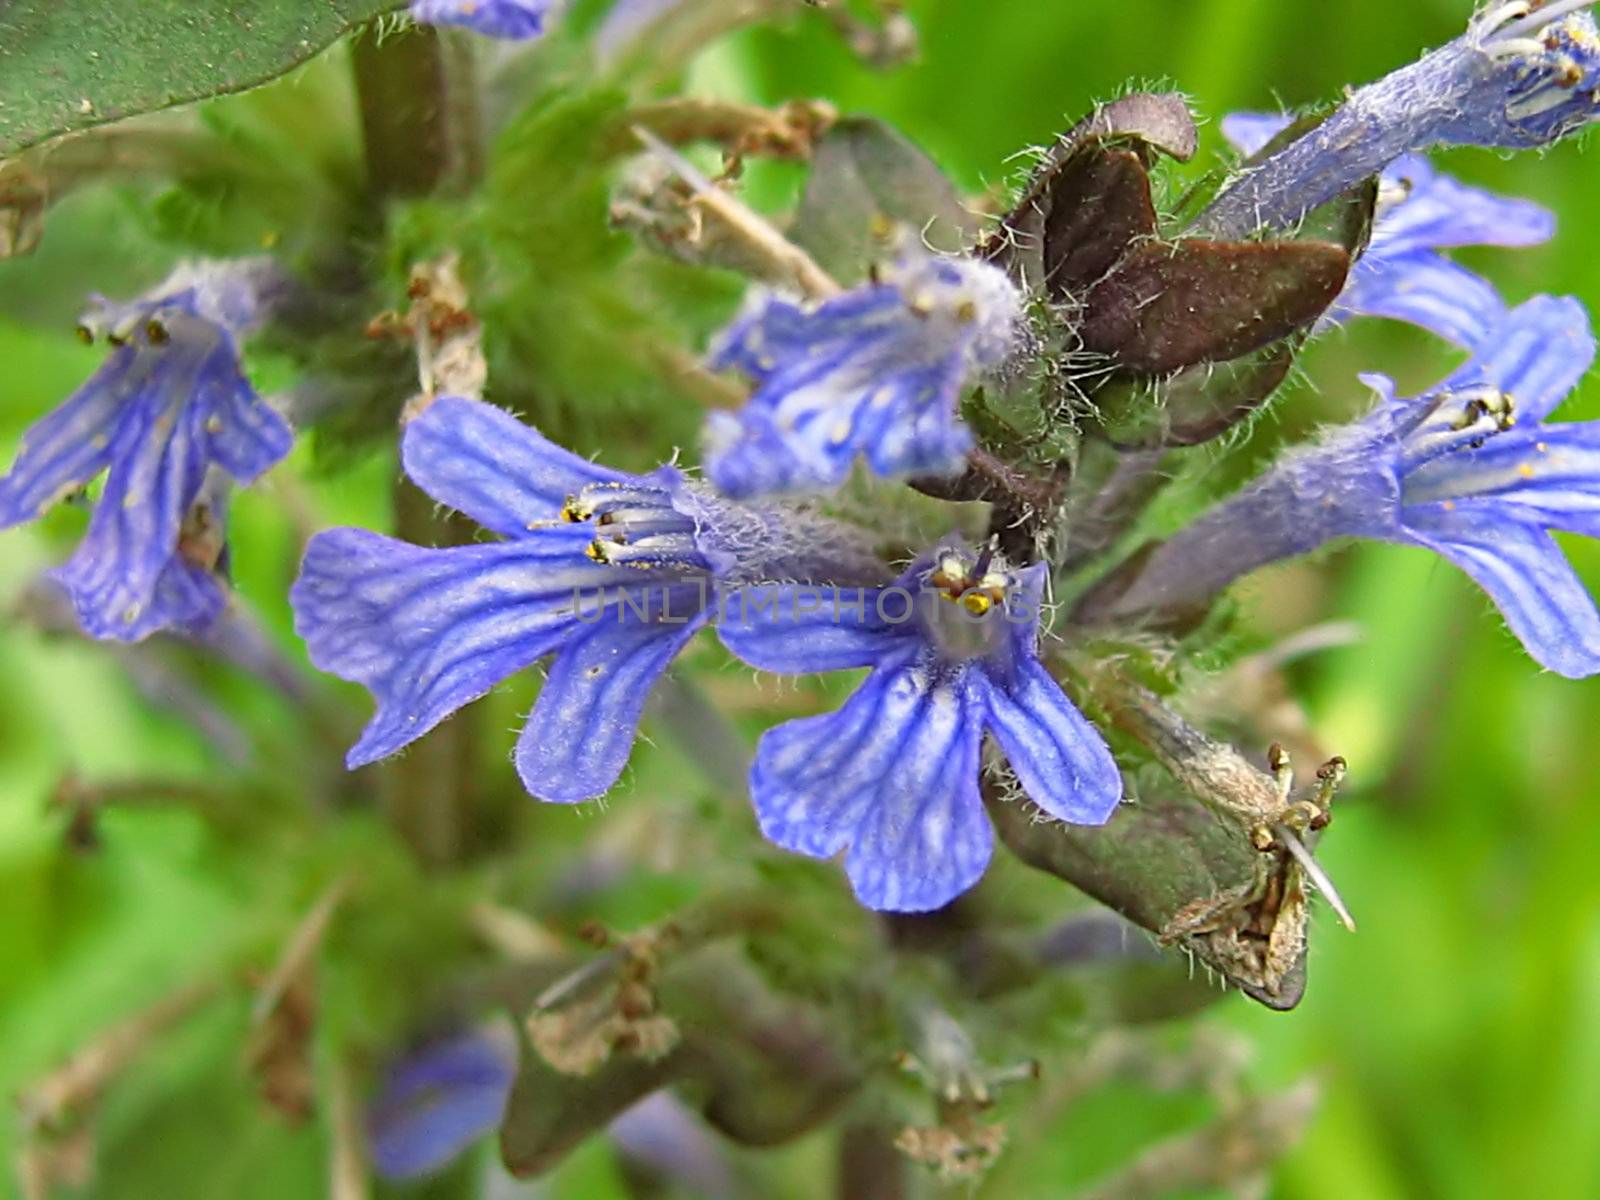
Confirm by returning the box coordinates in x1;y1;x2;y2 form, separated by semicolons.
1336;251;1508;349
53;393;208;640
707;356;972;496
1404;422;1600;537
1371;156;1554;256
749;651;993;912
705;261;1013;497
194;344;293;484
515;587;709;802
977;658;1122;825
1220;111;1292;157
0;357;125;528
1402;506;1600;678
368;1032;515;1181
1435;294;1595;424
409;0;549;39
715;583;903;672
402;397;633;538
291;526;604;766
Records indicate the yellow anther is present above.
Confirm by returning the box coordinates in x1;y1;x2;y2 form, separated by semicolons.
561;497;591;523
953;299;978;324
960;591;992;616
145;319;170;345
74;324;94;346
1518;463;1536;479
585;540;611;563
907;293;935;319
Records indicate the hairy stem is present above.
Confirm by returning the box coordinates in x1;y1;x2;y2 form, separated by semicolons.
351;23;490;867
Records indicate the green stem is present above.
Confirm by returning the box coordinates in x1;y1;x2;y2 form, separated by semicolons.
350;21;486;867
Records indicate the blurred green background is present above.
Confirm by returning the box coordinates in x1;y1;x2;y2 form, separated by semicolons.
3;1;1599;1197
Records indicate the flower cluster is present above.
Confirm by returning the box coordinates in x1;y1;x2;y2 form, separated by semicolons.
293;395;1118;911
4;3;1593;931
8;0;1600;1184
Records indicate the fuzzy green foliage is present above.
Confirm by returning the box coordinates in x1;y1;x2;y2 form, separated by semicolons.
0;1;408;156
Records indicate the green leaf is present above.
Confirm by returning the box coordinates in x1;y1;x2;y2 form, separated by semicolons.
0;1;405;157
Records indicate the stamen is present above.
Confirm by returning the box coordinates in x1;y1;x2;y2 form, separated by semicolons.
1483;0;1536;31
1450;386;1517;433
1509;78;1591;120
1268;742;1294;807
73;324;94;346
1485;35;1556;61
145;319;170;346
1494;0;1599;43
1275;825;1358;932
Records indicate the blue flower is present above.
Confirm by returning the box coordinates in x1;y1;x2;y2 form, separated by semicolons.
1104;297;1600;677
1222;112;1553;349
1201;2;1600;237
0;260;292;642
367;1031;515;1180
409;0;550;38
717;546;1122;912
704;243;1025;498
292;396;882;802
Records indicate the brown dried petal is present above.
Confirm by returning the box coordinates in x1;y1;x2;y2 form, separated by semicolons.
1041;147;1159;300
1079;239;1349;375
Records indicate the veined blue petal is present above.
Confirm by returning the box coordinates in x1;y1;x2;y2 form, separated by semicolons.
1336;251;1508;350
1371;156;1554;256
368;1032;515;1181
195;344;293;484
977;657;1122;826
409;0;550;39
1404;422;1600;536
715;583;903;672
705;246;1021;498
1434;293;1595;424
0;362;129;528
53;392;207;640
1408;419;1600;518
749;650;992;912
402;396;633;538
515;588;710;802
291;526;607;766
1402;506;1600;678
